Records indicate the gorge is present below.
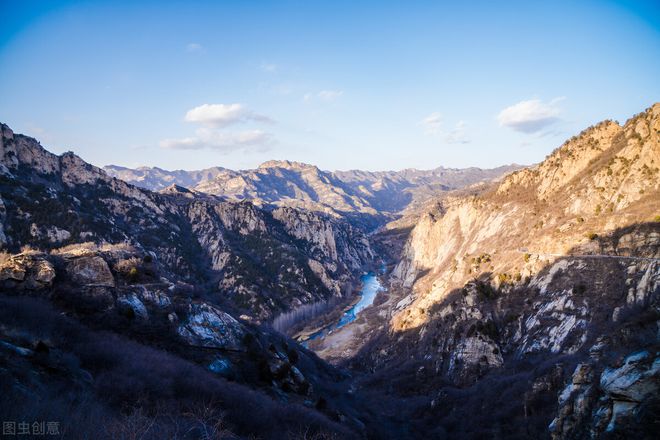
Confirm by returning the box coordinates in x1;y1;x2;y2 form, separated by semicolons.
0;103;658;439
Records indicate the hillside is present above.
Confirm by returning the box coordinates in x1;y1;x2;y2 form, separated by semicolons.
337;103;660;438
392;104;659;327
0;123;373;320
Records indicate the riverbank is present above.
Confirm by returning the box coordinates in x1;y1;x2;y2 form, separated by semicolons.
297;271;385;345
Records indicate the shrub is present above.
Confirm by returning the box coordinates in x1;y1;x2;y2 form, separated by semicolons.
128;267;139;282
585;232;598;240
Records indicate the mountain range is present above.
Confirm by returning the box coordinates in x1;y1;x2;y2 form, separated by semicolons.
0;103;658;439
104;161;521;228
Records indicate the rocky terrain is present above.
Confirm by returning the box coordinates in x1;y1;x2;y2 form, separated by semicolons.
332;103;659;438
0;103;658;440
105;160;520;229
0;123;390;439
0;123;375;320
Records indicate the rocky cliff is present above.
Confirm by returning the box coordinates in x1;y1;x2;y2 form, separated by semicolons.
0;123;373;320
346;103;660;438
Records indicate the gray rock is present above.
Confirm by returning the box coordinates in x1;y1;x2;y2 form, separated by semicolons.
66;256;115;287
177;303;245;350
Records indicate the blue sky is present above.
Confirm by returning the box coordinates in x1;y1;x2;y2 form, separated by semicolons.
1;0;658;171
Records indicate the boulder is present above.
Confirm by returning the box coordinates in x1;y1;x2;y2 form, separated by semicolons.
600;351;659;403
0;254;56;289
66;256;115;287
117;293;149;320
177;303;244;350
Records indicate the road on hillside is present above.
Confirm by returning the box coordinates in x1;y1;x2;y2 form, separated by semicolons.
516;248;660;262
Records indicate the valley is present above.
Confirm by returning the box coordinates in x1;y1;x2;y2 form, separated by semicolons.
0;103;658;439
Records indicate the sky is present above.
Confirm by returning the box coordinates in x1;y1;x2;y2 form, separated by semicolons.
0;0;659;172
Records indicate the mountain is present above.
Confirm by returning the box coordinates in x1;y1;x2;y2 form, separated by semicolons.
0;123;373;321
310;103;659;438
0;122;393;438
104;160;521;228
103;164;227;190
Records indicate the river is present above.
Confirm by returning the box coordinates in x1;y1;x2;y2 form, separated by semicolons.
304;270;385;342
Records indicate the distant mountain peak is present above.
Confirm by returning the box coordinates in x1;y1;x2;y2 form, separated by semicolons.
257;160;318;170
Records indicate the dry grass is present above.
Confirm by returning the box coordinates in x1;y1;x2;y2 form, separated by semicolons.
115;257;142;275
0;250;13;265
51;241;98;255
19;244;42;255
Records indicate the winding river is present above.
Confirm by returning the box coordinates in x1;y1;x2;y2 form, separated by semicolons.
305;270;385;342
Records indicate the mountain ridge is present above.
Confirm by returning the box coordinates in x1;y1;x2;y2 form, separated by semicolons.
104;160;522;228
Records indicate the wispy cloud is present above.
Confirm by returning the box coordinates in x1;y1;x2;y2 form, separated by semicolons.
419;113;470;144
184;103;273;127
160;128;273;152
186;43;204;53
419;112;443;135
304;90;344;102
445;120;469;144
497;98;564;133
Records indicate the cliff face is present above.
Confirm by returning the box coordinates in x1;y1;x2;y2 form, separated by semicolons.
350;104;660;438
393;104;659;330
0;123;372;320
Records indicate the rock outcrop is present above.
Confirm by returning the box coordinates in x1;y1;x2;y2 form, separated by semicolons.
177;303;245;350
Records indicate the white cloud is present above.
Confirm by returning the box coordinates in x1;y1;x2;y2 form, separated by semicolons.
184;103;272;127
304;90;344;102
186;43;204;53
497;98;564;133
420;112;443;135
162;103;275;153
160;128;272;152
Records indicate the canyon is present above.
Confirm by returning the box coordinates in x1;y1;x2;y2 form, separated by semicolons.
0;103;658;439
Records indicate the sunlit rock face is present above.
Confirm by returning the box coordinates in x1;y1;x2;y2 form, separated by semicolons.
345;104;659;438
391;103;660;332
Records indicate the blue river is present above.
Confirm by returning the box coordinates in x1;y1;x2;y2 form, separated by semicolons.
305;271;384;342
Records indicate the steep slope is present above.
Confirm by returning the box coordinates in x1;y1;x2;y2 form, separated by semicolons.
343;103;660;439
0;123;373;320
393;104;659;329
0;124;386;438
